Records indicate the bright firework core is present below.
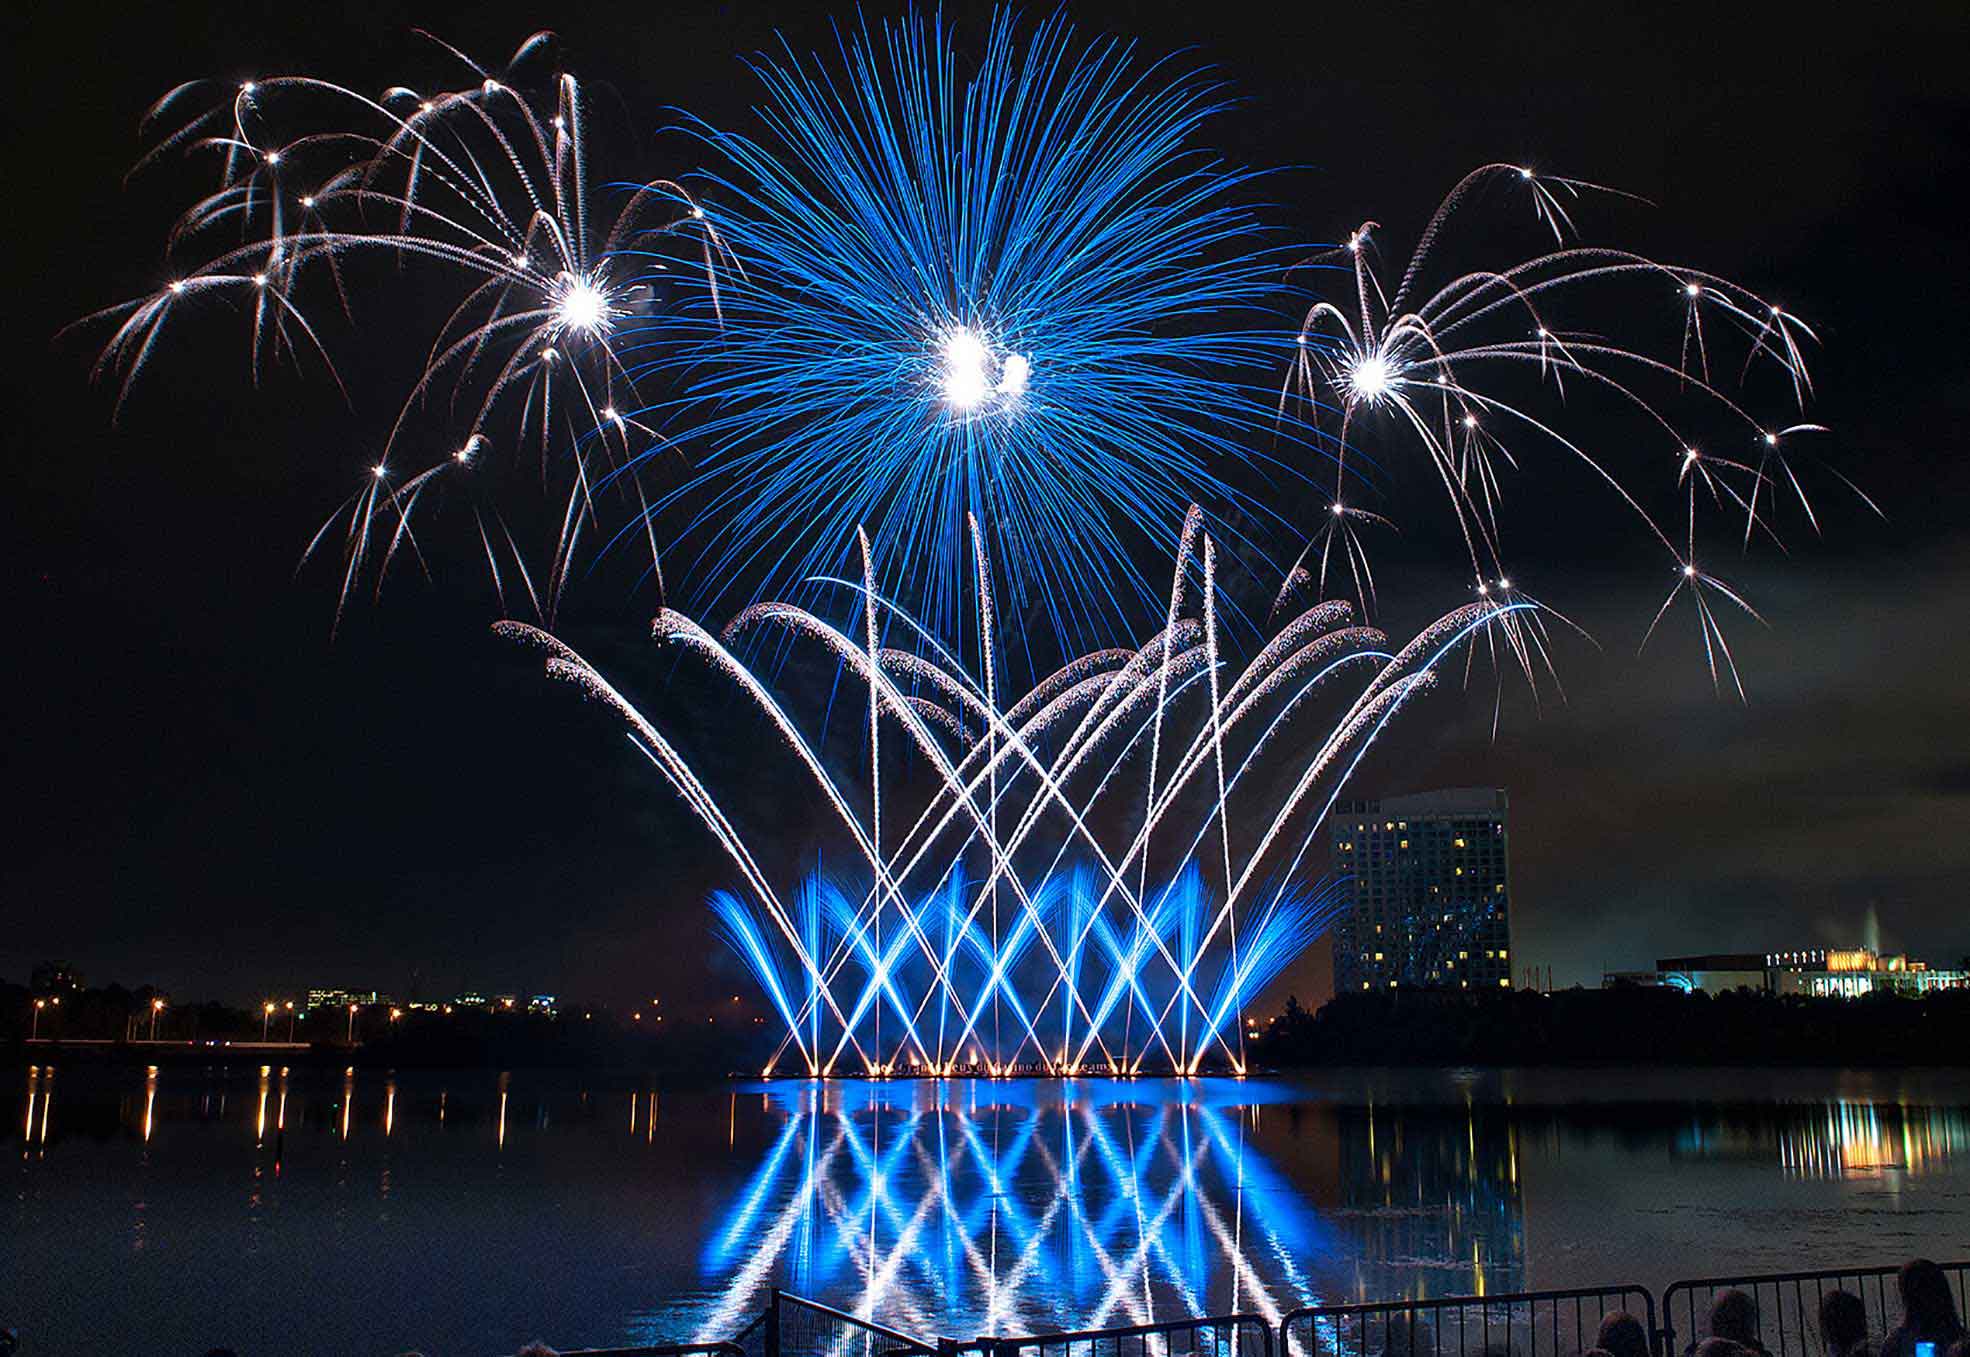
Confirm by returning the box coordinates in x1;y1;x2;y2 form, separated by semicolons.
939;326;1030;413
1346;354;1396;404
551;272;614;336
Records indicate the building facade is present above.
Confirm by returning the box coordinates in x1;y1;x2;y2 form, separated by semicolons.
305;987;381;1013
1608;947;1970;996
1331;788;1513;993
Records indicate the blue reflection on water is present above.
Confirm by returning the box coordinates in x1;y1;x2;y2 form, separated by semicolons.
691;1078;1345;1340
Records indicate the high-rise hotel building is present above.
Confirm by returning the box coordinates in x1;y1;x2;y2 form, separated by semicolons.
1331;788;1513;992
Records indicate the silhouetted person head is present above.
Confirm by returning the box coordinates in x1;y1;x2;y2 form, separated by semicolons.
1600;1310;1652;1357
1900;1261;1963;1339
1711;1291;1762;1349
1697;1337;1751;1357
1821;1290;1869;1357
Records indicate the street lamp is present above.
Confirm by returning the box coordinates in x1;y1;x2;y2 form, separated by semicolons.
346;1002;359;1043
284;1000;296;1041
263;1001;276;1040
32;998;45;1039
149;997;165;1041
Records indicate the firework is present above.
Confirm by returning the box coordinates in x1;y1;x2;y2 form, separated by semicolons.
503;512;1529;1075
1284;163;1875;695
79;21;1862;691
627;10;1296;651
79;32;721;625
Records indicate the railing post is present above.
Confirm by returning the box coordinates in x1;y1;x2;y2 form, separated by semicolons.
766;1290;782;1357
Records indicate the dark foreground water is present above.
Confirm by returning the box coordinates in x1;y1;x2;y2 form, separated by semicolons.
4;1065;1968;1355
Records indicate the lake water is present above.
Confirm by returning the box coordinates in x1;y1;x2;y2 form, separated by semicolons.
4;1065;1968;1356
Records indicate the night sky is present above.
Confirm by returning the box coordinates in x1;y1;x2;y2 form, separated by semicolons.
7;0;1968;1009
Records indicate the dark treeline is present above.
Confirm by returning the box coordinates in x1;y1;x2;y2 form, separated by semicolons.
0;977;777;1075
1253;985;1970;1067
12;975;1970;1071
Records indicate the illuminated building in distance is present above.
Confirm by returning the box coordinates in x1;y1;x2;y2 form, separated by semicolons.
1631;948;1970;997
306;987;381;1013
1330;788;1513;993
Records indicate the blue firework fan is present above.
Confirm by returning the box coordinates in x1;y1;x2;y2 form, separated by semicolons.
624;9;1299;651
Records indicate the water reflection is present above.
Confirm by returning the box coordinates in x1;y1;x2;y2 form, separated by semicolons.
1671;1100;1970;1180
5;1066;1969;1352
1332;1102;1522;1300
21;1064;54;1155
694;1080;1334;1339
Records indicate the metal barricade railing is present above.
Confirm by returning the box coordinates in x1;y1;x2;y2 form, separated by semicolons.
576;1261;1970;1357
735;1310;770;1357
1661;1261;1970;1357
1280;1285;1656;1357
503;1345;746;1357
768;1290;940;1357
949;1313;1274;1357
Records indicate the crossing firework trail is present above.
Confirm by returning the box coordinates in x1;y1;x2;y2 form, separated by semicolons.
503;514;1531;1075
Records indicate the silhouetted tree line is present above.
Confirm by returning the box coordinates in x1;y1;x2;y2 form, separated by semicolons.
1253;985;1970;1066
0;977;776;1075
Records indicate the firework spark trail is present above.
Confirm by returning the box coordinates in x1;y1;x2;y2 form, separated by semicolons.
497;625;866;1073
718;562;1401;1075
516;513;1527;1073
1286;164;1872;693
80;33;725;626
660;606;1011;1073
632;11;1300;650
718;596;1131;1072
83;25;1859;692
739;591;1229;1056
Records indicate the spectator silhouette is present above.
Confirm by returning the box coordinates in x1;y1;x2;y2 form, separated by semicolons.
516;1345;559;1357
1883;1261;1966;1357
1698;1290;1768;1357
1377;1310;1435;1357
1821;1289;1872;1357
1600;1310;1652;1357
1696;1338;1752;1357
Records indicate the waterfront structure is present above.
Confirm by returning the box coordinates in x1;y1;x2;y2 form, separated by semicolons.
1330;789;1513;993
1606;946;1970;996
306;987;381;1014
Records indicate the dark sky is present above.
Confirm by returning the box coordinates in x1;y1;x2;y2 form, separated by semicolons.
6;0;1968;1008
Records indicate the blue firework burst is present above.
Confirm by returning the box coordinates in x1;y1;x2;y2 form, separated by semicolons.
624;9;1298;650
